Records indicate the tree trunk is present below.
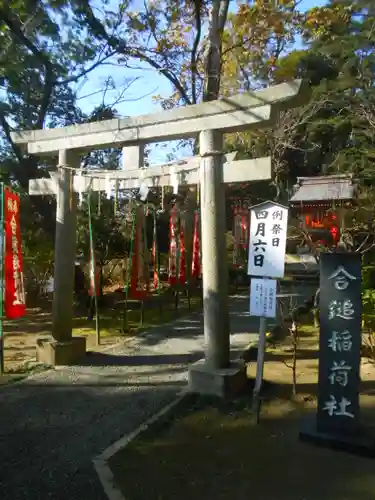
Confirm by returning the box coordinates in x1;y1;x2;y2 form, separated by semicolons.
290;321;298;396
313;287;320;328
202;0;230;103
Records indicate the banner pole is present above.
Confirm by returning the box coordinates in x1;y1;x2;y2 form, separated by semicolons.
88;191;100;345
0;183;5;374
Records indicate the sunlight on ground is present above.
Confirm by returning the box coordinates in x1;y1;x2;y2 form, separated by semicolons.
72;295;202;339
109;322;375;500
1;295;202;373
110;393;375;500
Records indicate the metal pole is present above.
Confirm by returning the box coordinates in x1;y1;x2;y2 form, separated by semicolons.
252;316;268;423
87;191;100;346
93;279;100;346
0;182;4;374
122;206;136;332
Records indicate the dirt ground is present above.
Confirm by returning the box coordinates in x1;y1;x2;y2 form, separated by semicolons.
109;325;375;500
2;291;200;374
2;306;124;374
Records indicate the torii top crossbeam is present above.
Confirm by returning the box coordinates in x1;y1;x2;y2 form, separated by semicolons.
10;80;310;155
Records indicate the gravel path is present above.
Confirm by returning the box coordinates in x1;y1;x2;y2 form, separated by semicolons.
0;295;260;500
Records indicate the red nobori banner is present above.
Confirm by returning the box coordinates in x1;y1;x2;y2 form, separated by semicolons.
4;188;26;319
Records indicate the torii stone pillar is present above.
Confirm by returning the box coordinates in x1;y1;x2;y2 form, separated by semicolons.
53;150;77;339
199;130;229;368
122;144;144;170
37;150;87;365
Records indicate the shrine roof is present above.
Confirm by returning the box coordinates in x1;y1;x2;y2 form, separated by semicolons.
290;175;357;204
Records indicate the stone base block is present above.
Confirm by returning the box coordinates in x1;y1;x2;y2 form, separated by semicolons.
299;415;375;458
188;359;247;398
36;336;87;366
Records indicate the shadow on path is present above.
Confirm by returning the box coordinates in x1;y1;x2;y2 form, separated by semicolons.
0;290;315;500
0;383;181;500
82;347;245;368
83;351;204;367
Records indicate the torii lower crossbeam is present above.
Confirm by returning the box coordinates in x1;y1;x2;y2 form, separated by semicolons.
29;154;271;195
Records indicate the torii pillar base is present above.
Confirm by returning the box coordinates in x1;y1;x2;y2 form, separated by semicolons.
188;359;247;398
36;336;87;366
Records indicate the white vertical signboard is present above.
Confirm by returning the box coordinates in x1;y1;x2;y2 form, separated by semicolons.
247;201;289;279
250;278;277;318
247;201;288;422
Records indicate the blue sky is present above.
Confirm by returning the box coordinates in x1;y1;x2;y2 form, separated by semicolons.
74;0;327;162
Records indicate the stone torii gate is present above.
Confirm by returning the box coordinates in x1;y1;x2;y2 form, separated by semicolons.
11;79;310;396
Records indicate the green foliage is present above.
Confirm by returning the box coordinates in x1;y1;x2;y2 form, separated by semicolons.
362;265;375;290
0;0;125;260
2;0;375;279
0;0;113;234
362;288;375;316
76;195;131;262
223;0;375;200
361;265;375;362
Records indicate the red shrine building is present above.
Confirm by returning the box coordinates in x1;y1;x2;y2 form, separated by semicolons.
288;175;357;265
228;174;358;272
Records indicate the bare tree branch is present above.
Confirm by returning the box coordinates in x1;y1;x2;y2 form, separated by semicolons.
203;0;230;102
0;109;24;163
0;5;121;130
191;0;203;104
0;6;51;67
75;2;192;105
56;50;118;86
